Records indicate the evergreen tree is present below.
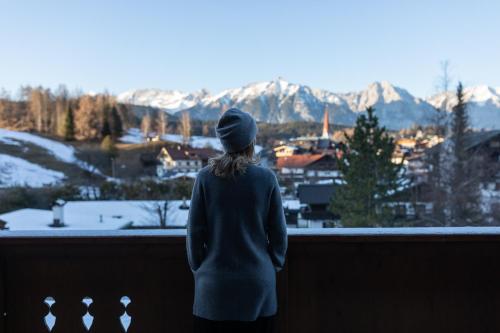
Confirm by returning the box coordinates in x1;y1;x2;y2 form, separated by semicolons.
100;105;111;139
110;105;123;139
447;82;482;225
329;107;406;227
100;135;119;158
63;105;75;141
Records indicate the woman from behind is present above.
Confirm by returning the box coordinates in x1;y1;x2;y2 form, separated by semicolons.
186;108;288;333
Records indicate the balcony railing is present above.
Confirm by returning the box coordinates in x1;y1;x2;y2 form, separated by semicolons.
2;227;500;332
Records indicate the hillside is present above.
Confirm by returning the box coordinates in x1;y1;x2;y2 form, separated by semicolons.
0;129;109;188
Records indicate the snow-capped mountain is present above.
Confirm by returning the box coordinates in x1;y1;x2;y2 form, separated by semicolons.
117;89;210;114
427;85;500;129
183;78;358;126
117;79;500;130
340;81;438;128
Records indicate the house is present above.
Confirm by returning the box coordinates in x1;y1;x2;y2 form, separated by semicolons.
156;145;221;177
424;130;500;190
282;199;302;227
273;145;300;157
275;153;339;181
296;184;336;227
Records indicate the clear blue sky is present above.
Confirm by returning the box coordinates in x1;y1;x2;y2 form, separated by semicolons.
0;0;499;98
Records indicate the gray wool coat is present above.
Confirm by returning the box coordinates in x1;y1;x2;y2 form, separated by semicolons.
186;164;288;321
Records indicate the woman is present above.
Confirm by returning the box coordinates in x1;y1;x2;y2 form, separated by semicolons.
186;108;288;333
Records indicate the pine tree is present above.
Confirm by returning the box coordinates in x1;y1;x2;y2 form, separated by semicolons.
110;105;123;139
100;135;119;159
329;107;406;227
63;105;75;141
447;82;482;225
100;105;111;139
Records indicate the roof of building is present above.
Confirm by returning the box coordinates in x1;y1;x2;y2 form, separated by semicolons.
428;130;500;154
273;145;299;151
276;154;327;169
463;130;500;150
159;145;221;161
396;138;417;147
297;184;335;205
0;200;191;231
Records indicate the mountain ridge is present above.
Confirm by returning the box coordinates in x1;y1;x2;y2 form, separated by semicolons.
117;78;500;130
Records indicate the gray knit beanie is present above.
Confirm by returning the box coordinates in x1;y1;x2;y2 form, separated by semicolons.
215;108;258;153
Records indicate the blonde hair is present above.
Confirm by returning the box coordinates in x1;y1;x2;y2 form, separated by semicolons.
208;139;260;178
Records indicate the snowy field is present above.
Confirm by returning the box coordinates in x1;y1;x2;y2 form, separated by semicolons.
0;154;66;187
0;128;103;175
0;200;191;230
120;128;263;153
0;199;301;230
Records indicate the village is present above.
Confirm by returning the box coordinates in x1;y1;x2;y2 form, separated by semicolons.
2;108;498;231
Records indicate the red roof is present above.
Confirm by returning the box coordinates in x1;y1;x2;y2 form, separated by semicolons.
276;154;326;169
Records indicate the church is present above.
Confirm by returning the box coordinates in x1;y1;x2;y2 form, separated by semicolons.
289;108;336;152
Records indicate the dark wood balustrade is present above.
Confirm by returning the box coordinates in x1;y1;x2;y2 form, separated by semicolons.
1;228;500;332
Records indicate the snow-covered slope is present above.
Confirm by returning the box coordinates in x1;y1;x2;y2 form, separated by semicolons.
0;128;100;173
427;85;500;129
0;154;65;187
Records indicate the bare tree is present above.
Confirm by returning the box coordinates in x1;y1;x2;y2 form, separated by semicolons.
424;60;454;225
29;88;44;132
55;84;69;137
141;111;152;138
140;201;169;228
180;111;191;145
435;60;452;94
156;111;168;137
0;89;10;127
202;123;210;137
75;95;101;140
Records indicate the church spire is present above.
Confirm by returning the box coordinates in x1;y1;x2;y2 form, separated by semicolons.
321;108;329;139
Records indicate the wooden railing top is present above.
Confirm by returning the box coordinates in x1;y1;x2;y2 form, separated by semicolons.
1;227;500;243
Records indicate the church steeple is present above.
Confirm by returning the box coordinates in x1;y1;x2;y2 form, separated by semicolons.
321;108;329;139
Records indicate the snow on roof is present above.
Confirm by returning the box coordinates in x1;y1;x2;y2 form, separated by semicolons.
0;209;53;230
283;200;301;210
0;200;191;231
0;154;66;187
163;172;198;180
